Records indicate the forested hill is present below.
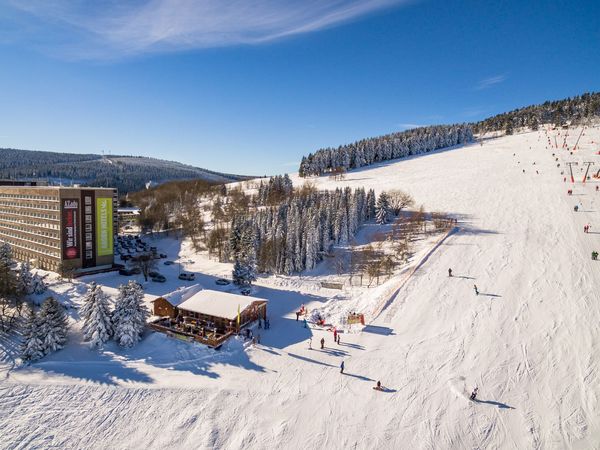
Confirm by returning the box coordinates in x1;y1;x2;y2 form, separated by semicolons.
0;148;251;193
298;91;600;177
473;91;600;134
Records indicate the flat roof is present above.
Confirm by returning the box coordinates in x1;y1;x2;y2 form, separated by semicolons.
177;289;267;321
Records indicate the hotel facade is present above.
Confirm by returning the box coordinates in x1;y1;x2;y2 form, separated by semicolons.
0;183;117;274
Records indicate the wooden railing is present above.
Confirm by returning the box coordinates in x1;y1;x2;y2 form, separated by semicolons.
148;321;233;348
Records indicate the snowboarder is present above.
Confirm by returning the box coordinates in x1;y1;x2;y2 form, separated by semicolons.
320;337;325;349
340;360;345;374
448;268;453;277
470;387;478;401
474;285;479;295
374;381;382;391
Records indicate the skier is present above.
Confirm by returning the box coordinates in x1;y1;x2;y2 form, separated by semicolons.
470;387;478;401
337;334;341;345
596;186;599;192
474;285;479;295
303;318;308;328
320;337;325;349
448;268;453;277
340;360;345;374
308;337;312;349
333;328;337;342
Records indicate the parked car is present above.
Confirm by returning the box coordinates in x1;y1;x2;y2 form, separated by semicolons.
151;274;166;283
179;272;195;281
119;268;136;276
215;278;230;286
148;271;161;278
159;253;167;258
164;260;175;266
240;288;251;296
131;267;142;275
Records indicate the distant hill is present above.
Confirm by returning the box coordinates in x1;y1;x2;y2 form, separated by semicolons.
473;91;600;134
298;91;600;176
0;148;252;193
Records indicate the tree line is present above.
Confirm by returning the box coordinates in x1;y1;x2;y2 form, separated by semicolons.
473;91;600;135
298;124;473;177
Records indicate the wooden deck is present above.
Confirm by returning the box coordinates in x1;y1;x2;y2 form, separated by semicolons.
148;319;234;348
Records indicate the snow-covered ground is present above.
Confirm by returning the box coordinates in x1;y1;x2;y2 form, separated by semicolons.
2;126;600;449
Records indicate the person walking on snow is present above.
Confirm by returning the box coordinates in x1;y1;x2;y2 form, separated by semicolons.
340;361;345;374
474;285;479;295
470;387;479;400
448;268;453;277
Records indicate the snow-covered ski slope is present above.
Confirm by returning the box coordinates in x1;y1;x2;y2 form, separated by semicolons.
2;126;600;449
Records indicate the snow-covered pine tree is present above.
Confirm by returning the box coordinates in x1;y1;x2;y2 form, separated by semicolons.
81;283;113;349
231;220;257;285
31;274;47;295
0;242;18;297
18;261;34;295
375;192;391;225
38;297;69;355
20;306;44;363
112;281;149;348
366;189;376;220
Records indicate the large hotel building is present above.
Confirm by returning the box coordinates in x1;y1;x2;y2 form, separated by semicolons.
0;181;117;274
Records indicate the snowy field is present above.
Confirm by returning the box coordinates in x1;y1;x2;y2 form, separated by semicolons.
2;126;600;449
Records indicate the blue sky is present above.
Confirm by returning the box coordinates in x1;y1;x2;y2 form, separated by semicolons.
0;0;598;176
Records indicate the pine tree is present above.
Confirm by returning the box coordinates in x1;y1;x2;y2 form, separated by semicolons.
20;306;44;363
113;281;149;348
0;243;18;297
81;283;113;349
366;189;376;220
375;192;391;225
31;274;47;295
38;297;69;355
18;261;34;295
231;220;257;285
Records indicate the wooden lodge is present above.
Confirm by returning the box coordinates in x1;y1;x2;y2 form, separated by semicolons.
149;287;268;348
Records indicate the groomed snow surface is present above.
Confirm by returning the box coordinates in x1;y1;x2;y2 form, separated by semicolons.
2;126;600;449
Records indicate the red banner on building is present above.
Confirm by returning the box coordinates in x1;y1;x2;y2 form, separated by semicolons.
62;198;80;260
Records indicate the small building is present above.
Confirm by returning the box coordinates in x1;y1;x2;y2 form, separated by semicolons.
149;288;267;348
117;207;140;229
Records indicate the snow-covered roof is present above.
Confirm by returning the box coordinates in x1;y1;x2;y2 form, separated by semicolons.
154;284;203;307
177;289;267;320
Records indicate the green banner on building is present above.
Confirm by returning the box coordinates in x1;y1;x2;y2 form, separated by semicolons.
96;197;113;256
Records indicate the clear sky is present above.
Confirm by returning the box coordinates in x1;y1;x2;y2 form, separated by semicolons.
0;0;598;176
